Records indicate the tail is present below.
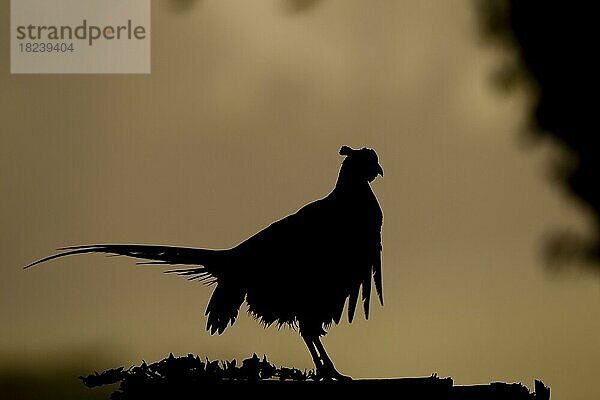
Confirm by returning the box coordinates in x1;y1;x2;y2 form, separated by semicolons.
24;244;223;282
205;283;246;335
25;244;246;334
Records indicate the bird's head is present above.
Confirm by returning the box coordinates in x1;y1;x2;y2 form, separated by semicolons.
339;145;383;183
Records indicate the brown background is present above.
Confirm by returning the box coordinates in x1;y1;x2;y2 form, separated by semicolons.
1;1;598;399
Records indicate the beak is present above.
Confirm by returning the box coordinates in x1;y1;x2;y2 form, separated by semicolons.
377;164;384;177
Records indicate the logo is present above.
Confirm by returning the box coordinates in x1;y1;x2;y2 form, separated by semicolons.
11;0;151;74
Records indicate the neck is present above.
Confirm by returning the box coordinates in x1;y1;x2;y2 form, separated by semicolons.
334;164;369;192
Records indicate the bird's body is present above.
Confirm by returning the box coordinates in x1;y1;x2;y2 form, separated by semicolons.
231;174;383;336
26;146;384;380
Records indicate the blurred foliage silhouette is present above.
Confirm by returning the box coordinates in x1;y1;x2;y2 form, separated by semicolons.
0;365;113;400
282;0;323;14
169;0;201;13
478;1;600;274
169;0;323;14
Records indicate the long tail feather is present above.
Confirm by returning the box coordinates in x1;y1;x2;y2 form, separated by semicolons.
24;244;220;271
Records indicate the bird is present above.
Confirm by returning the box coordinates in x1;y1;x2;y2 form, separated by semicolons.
25;145;384;380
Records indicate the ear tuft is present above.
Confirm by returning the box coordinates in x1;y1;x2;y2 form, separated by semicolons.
339;145;353;156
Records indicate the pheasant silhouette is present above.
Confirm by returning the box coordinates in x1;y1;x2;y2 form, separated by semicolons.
26;145;384;380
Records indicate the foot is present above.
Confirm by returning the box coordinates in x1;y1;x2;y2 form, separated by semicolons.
316;362;353;381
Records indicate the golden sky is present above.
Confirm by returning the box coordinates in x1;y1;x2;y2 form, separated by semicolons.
1;1;598;399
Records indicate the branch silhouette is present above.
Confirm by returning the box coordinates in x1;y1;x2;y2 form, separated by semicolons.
78;353;550;400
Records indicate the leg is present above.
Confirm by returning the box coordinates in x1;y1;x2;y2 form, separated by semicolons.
313;336;352;381
302;334;323;371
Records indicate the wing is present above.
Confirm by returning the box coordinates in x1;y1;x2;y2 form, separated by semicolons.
232;196;337;261
361;235;383;318
232;192;383;321
351;196;384;322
